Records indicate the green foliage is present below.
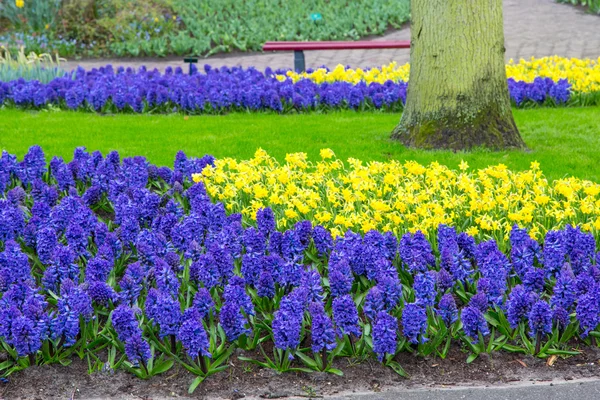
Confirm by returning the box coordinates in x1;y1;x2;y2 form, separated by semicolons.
53;0;112;54
174;0;411;56
0;46;67;83
1;0;411;57
0;32;77;57
0;0;62;32
97;0;182;57
556;0;600;14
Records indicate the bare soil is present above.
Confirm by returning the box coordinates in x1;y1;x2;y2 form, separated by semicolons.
2;345;600;399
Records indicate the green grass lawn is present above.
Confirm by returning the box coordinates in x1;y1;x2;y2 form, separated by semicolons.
0;107;599;182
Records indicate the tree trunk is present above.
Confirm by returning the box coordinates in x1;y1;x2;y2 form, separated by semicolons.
391;0;526;151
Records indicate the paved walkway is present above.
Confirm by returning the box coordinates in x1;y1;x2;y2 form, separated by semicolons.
85;379;600;400
327;379;600;400
66;0;600;72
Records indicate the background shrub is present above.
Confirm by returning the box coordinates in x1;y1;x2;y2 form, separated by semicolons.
0;0;62;32
557;0;600;14
0;0;411;58
0;46;67;82
174;0;411;56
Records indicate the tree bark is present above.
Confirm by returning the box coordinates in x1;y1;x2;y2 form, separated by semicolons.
391;0;526;151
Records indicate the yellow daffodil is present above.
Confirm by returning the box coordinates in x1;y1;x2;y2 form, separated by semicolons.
277;57;600;94
320;148;335;160
195;150;600;245
191;173;202;183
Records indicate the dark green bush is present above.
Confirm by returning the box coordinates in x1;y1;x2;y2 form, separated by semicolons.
0;0;411;58
556;0;600;14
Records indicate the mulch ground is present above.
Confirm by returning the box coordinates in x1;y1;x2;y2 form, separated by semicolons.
2;344;600;399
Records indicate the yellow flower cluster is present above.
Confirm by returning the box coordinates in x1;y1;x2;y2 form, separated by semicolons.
15;0;24;8
506;56;600;93
193;150;600;242
278;57;600;93
277;62;410;85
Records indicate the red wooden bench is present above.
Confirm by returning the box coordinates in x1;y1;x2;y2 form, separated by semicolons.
262;41;411;72
182;40;410;74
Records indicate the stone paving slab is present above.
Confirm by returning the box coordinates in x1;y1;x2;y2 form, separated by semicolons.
327;379;600;400
65;0;600;72
76;379;600;400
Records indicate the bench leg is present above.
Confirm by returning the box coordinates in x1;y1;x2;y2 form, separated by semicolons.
184;60;194;75
184;57;199;75
294;50;306;73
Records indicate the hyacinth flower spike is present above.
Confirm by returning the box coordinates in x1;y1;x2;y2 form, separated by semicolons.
372;311;408;377
176;309;236;394
528;300;553;355
292;301;343;375
460;306;494;362
402;302;428;347
239;288;308;374
110;305;172;380
419;294;458;359
332;295;365;358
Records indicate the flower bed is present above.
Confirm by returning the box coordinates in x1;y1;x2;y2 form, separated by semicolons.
2;58;599;114
2;64;409;113
281;57;600;107
197;149;600;242
1;146;600;391
284;58;600;93
505;57;600;94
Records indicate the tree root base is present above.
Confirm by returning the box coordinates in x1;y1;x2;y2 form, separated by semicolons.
392;109;527;151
